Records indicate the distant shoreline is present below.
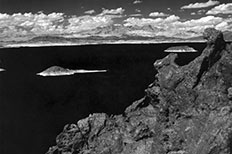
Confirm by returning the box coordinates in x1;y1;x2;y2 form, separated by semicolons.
0;40;207;49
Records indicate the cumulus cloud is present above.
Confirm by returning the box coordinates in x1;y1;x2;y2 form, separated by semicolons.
133;0;142;4
101;8;125;15
129;14;142;17
215;21;229;31
197;9;207;15
191;12;196;15
0;9;231;41
0;11;120;40
0;12;65;40
123;15;181;37
181;0;220;9
65;15;114;34
0;13;10;19
149;12;169;17
84;10;95;14
135;9;141;13
206;3;232;14
124;15;180;27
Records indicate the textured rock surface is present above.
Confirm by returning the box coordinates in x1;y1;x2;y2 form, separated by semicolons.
46;28;232;154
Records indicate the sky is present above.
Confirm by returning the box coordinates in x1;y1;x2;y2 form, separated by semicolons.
0;0;232;41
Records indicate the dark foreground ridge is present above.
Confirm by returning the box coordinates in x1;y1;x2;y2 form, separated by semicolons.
46;28;232;154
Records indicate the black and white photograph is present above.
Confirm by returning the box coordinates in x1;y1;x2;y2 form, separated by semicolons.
0;0;232;154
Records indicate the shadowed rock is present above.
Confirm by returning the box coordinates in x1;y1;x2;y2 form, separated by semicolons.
46;28;232;154
203;28;225;46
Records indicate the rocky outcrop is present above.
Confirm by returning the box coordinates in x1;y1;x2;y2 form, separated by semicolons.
46;28;232;154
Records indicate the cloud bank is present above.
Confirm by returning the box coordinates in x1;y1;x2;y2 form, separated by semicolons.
84;10;95;14
149;12;169;17
207;3;232;14
0;6;231;42
0;12;65;40
181;0;220;9
129;14;142;17
101;8;125;15
133;0;142;4
123;15;231;38
0;8;125;40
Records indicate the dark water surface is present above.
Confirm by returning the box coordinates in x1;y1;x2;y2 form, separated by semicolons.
0;43;206;154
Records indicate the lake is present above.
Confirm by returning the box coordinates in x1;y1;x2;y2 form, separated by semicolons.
0;43;206;154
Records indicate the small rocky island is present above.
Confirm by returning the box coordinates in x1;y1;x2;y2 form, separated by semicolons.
0;68;5;72
37;66;107;76
164;46;197;52
47;28;232;154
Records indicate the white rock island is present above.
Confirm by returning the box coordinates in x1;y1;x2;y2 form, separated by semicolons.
0;68;5;72
164;46;197;52
37;66;107;76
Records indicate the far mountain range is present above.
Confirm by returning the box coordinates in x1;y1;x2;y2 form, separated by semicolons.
1;24;231;48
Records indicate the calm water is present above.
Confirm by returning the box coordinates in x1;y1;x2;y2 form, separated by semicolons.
0;43;206;154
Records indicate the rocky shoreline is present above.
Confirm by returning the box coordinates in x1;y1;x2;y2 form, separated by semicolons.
46;28;232;154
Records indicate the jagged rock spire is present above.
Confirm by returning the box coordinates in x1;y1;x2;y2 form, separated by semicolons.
203;28;225;45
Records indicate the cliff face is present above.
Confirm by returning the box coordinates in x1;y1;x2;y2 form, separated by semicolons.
46;28;232;154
